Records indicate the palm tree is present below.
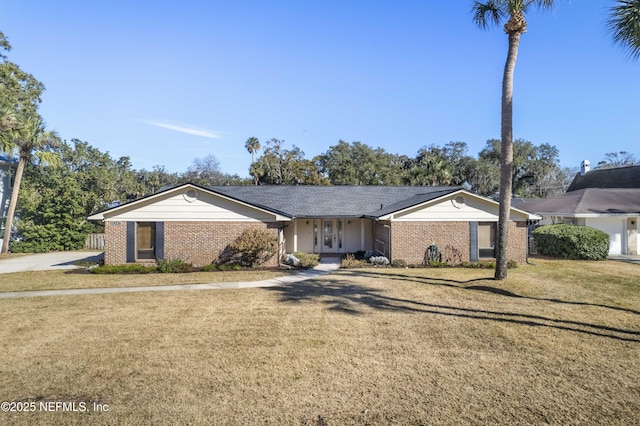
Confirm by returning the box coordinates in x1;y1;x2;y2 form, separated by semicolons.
608;0;640;59
245;137;260;164
245;137;260;185
0;115;59;253
472;0;555;280
0;108;18;132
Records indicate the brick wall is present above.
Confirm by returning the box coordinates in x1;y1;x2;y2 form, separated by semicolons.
104;221;127;265
506;221;528;264
164;221;279;267
390;221;471;265
390;220;529;265
104;221;280;267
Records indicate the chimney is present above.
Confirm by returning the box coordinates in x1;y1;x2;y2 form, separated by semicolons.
580;160;590;176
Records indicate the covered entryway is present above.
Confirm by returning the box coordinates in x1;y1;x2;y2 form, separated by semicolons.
284;218;373;254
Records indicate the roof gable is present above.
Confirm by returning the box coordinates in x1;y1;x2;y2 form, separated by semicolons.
88;184;290;221
374;190;539;221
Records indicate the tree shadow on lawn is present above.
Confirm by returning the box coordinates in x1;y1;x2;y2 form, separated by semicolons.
264;277;640;343
338;269;640;317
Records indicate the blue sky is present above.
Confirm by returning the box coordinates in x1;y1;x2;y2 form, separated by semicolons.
2;1;638;177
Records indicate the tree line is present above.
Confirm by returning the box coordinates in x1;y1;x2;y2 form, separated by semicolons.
247;137;577;198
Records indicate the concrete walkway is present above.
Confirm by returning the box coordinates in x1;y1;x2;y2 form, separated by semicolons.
608;254;640;265
0;257;341;299
0;251;104;273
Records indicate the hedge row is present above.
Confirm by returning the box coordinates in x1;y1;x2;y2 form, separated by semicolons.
533;224;609;260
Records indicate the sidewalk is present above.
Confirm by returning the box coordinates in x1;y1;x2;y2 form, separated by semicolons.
0;258;341;299
608;254;640;265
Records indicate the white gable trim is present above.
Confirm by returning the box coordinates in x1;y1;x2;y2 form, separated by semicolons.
88;183;291;222
377;190;541;221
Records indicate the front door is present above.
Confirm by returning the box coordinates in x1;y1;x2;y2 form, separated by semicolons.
321;219;343;252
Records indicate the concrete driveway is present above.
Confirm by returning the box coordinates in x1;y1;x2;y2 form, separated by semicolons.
0;251;103;274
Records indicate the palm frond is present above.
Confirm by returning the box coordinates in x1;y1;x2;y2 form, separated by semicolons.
512;0;555;15
34;150;62;168
472;1;505;29
608;0;640;59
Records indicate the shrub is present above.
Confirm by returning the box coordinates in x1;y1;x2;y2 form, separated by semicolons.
533;224;609;260
341;253;367;268
391;259;407;268
156;258;193;273
461;261;495;269
369;256;390;266
201;263;219;272
292;252;320;268
222;228;278;267
460;260;518;269
424;244;442;264
216;264;241;271
91;264;156;274
442;245;463;266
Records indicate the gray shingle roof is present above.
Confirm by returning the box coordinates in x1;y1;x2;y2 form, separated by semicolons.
516;188;640;215
567;165;640;192
210;185;462;218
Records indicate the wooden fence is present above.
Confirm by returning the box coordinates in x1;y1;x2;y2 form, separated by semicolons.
84;233;105;250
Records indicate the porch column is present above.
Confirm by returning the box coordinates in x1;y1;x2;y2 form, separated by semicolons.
361;220;365;251
293;219;298;252
278;227;284;259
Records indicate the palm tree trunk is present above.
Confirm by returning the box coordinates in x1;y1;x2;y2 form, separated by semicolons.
495;31;521;280
1;157;26;253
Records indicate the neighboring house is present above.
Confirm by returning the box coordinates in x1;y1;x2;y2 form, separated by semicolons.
0;154;17;248
88;183;540;267
515;162;640;255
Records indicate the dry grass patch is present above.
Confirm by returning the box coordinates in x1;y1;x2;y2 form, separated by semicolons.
0;258;638;425
0;269;290;293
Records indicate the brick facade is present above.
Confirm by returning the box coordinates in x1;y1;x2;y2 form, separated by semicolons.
104;221;280;267
164;221;279;267
388;221;471;265
104;221;127;266
507;221;528;264
105;218;528;268
387;220;528;265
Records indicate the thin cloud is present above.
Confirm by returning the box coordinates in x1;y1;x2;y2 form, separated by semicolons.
144;120;222;139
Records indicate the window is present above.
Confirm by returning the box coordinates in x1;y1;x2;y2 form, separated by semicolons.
137;222;156;260
478;222;496;258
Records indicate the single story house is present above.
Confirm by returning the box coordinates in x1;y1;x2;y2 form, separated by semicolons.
515;163;640;255
88;183;540;267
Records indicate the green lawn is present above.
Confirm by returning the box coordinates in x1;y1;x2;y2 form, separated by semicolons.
0;258;638;425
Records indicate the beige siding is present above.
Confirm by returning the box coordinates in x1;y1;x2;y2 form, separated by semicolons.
345;219;372;252
104;189;279;222
284;219;315;253
393;194;530;222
